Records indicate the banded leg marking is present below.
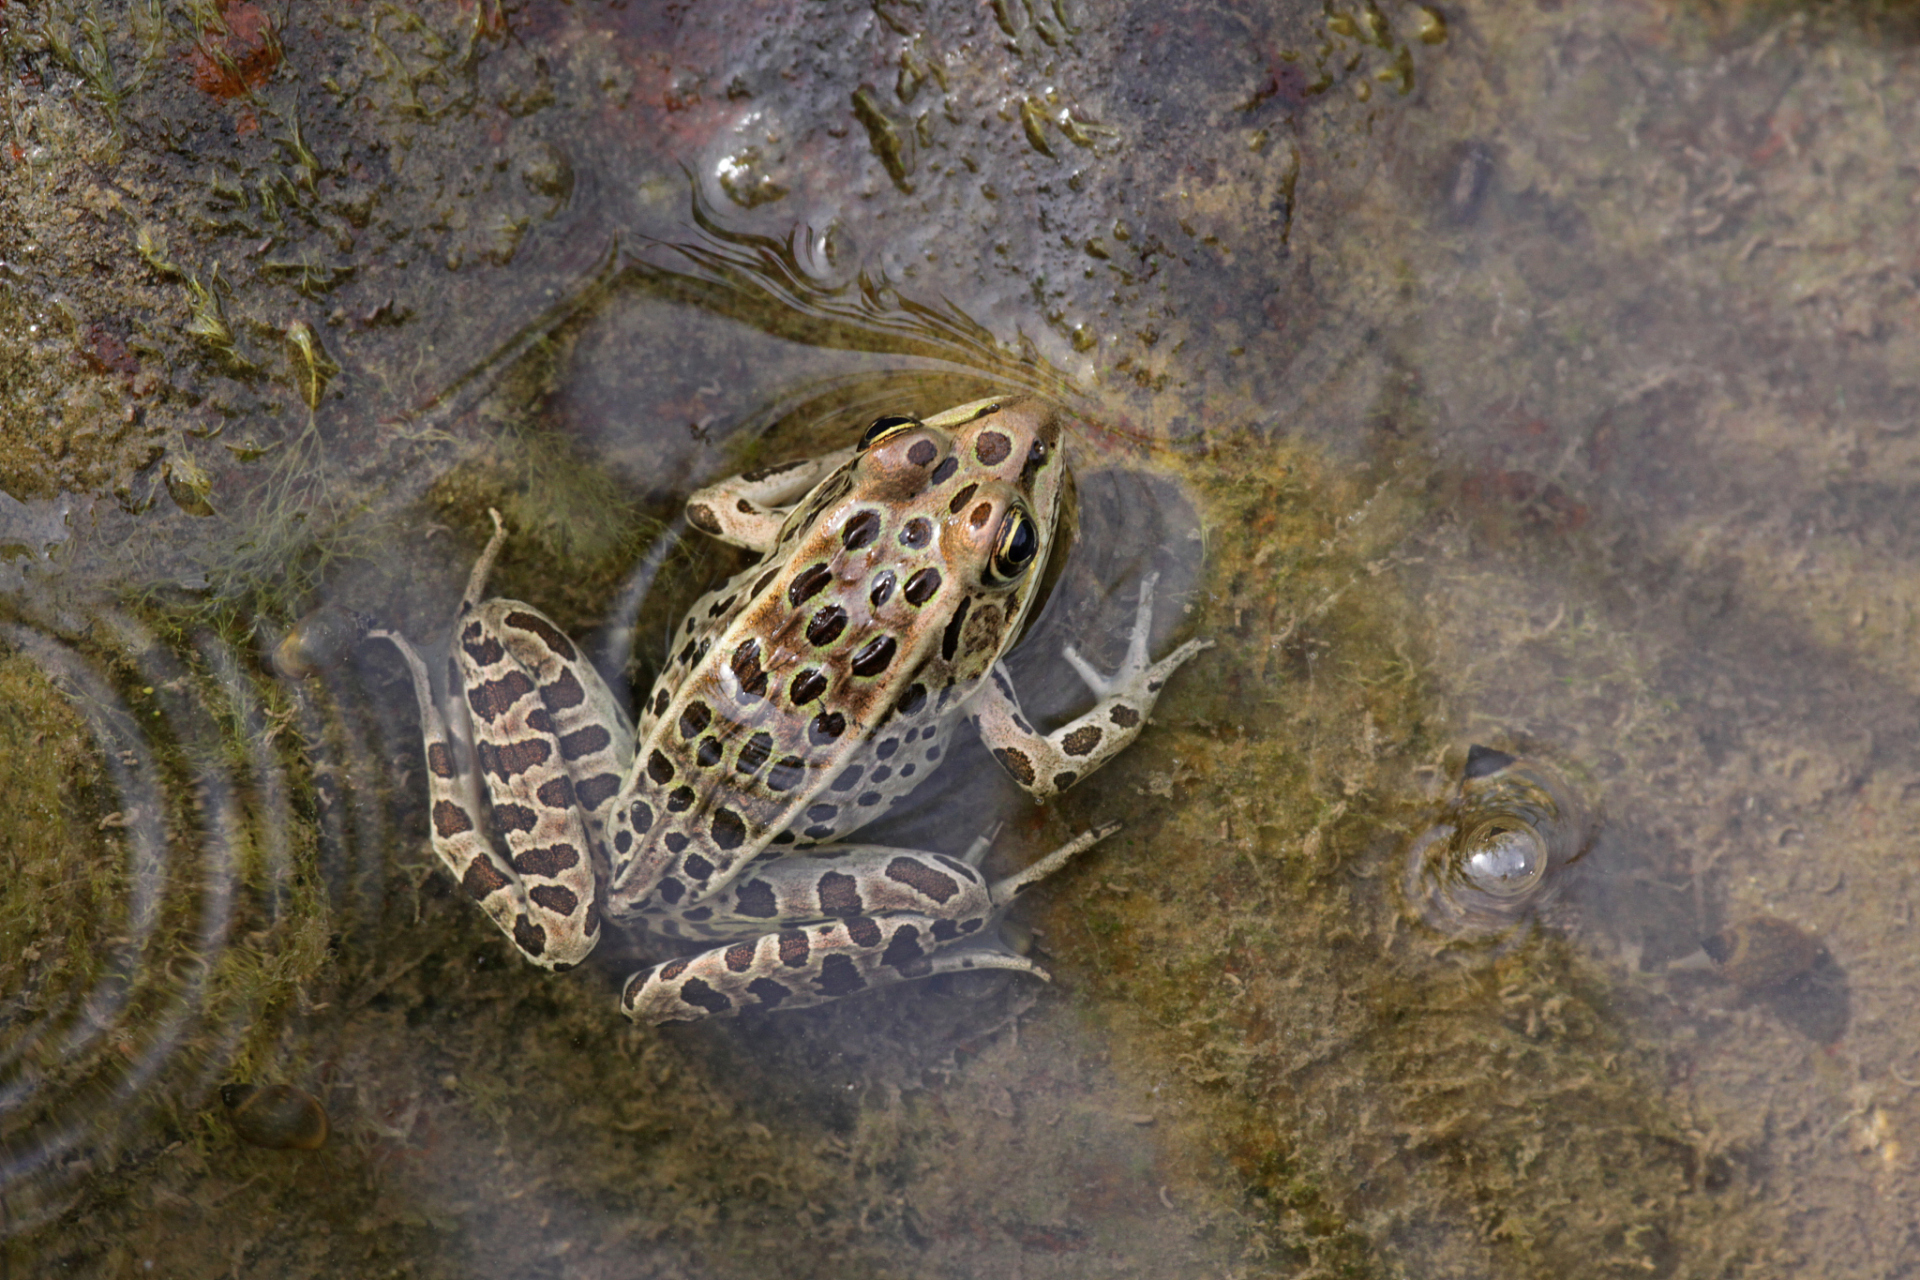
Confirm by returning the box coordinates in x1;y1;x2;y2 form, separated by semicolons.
621;825;1117;1025
975;572;1211;801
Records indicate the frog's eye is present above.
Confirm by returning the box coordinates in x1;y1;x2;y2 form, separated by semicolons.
987;507;1040;584
859;414;921;449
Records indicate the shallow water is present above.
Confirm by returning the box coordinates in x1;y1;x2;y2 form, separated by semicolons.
3;0;1919;1275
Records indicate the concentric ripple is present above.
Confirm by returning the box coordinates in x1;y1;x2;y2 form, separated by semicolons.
0;598;335;1233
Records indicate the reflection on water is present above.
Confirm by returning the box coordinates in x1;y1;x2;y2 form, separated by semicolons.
5;0;1920;1274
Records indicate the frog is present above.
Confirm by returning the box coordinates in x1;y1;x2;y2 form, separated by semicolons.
372;397;1210;1024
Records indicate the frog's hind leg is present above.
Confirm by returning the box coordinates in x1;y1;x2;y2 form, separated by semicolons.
367;628;579;966
368;511;618;972
974;571;1211;802
619;825;1118;1024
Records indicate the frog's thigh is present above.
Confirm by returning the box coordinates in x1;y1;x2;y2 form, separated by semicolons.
622;912;1039;1024
685;448;856;551
374;629;584;962
450;609;616;969
683;844;996;933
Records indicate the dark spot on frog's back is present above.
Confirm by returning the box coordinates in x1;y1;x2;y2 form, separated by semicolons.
724;943;756;972
809;711;846;744
710;807;748;850
842;509;882;550
904;568;941;606
907;439;938;467
737;732;772;775
791;668;828;704
850;635;897;677
807;605;848;646
788;563;833;606
974;430;1011;465
687;503;721;534
504;610;577;662
731;639;768;698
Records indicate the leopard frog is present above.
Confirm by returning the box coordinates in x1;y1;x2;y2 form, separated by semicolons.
374;397;1209;1023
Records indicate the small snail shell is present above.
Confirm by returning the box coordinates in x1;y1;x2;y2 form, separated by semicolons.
221;1083;330;1150
1701;916;1825;993
1403;744;1598;939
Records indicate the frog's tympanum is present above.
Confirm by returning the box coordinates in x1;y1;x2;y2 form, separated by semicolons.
376;398;1209;1023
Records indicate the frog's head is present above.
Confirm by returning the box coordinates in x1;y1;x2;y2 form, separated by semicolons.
831;397;1069;678
850;394;1066;583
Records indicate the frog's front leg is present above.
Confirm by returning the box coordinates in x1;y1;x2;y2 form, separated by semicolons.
974;572;1212;801
618;826;1116;1024
684;447;858;551
373;512;634;971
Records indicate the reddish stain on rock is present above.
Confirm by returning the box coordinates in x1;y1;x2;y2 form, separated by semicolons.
188;3;281;99
81;324;139;378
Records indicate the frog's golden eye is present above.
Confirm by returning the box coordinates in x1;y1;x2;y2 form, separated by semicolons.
859;413;921;449
987;506;1040;584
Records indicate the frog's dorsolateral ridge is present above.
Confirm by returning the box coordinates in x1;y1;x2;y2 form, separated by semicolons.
374;397;1210;1024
